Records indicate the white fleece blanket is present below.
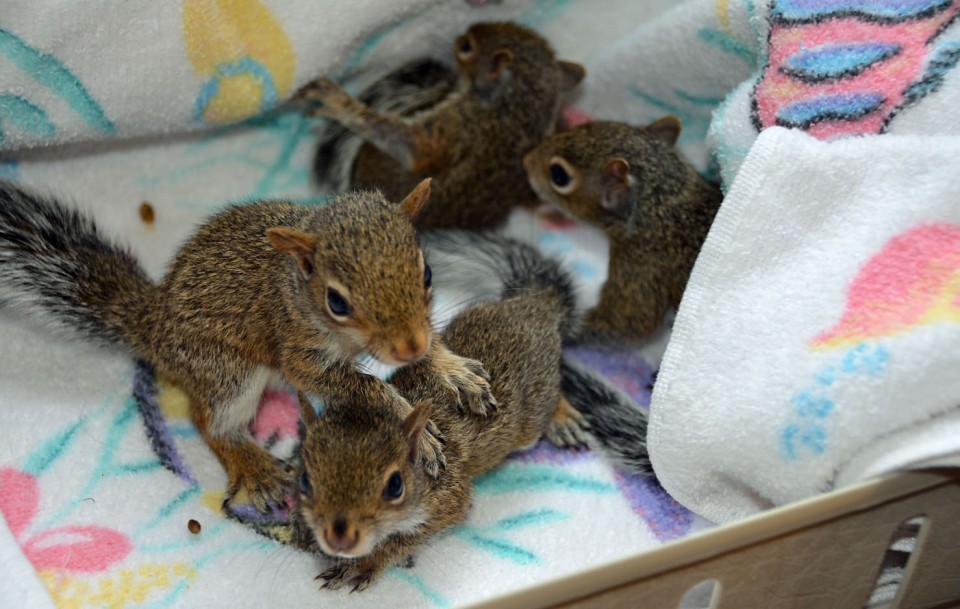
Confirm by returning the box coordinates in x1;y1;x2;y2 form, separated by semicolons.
0;2;715;608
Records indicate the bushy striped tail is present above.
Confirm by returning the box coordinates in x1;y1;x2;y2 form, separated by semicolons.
0;181;157;350
561;357;652;476
423;230;580;338
314;58;457;192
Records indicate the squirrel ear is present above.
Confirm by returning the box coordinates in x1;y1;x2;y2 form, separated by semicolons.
296;392;320;428
267;227;317;279
600;158;634;214
557;61;585;91
403;399;434;463
491;49;514;80
398;178;432;220
645;115;681;147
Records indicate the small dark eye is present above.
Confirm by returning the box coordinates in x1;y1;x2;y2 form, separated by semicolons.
458;36;472;55
326;288;352;317
299;470;313;497
423;264;432;289
383;471;404;500
549;162;570;187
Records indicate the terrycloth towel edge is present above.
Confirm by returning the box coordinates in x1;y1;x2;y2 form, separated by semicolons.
648;126;787;519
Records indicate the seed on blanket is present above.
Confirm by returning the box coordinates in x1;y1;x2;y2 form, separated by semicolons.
139;201;155;224
188;519;201;534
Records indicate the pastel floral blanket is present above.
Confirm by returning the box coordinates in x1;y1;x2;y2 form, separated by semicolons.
6;0;957;605
0;1;712;607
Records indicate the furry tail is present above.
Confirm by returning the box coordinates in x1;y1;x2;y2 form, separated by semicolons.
314;58;456;191
0;181;157;349
561;357;652;476
423;230;580;338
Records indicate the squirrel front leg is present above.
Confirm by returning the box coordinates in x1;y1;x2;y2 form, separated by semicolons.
578;256;672;344
295;78;439;173
316;532;430;593
281;352;447;476
405;337;498;416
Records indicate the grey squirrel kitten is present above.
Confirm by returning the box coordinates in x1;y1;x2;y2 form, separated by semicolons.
296;21;585;230
292;234;651;592
523;118;723;344
0;179;494;512
424;230;652;473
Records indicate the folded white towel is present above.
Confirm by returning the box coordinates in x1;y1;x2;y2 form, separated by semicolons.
649;126;960;523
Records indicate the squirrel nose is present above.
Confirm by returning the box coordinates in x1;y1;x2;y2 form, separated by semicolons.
325;518;360;554
390;332;429;363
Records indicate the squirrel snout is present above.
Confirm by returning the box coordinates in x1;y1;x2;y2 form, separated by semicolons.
389;332;429;364
324;518;360;555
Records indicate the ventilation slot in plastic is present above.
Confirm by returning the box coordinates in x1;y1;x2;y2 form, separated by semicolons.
679;578;722;609
863;515;928;609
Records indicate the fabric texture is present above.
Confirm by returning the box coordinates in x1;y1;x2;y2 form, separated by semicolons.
650;127;960;523
0;1;711;607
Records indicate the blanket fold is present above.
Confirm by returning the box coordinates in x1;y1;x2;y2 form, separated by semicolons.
649;126;960;523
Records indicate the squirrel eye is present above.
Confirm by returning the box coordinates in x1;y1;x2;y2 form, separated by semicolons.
423;264;432;290
547;158;578;195
299;470;313;497
383;471;404;501
326;288;352;318
455;35;474;59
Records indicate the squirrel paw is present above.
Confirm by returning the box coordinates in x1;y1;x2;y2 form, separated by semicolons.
545;397;591;450
316;561;380;593
439;354;497;416
293;78;353;117
420;421;447;479
222;457;293;514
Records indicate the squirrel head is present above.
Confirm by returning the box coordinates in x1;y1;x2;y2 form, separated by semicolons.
295;393;433;559
453;22;584;101
267;179;435;366
522;118;684;229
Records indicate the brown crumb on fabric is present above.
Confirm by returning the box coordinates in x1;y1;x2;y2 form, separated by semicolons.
188;519;201;534
139;202;155;224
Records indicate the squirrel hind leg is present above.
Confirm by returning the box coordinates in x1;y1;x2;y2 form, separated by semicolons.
544;394;591;450
209;433;293;514
191;367;292;513
192;418;293;514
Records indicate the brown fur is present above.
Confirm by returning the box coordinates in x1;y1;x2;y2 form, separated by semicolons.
523;118;723;344
294;284;588;591
296;21;585;230
5;181;495;513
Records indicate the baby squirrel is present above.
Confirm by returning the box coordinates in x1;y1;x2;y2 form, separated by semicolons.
292;233;652;591
0;179;494;513
523;118;723;344
423;229;654;474
295;21;585;230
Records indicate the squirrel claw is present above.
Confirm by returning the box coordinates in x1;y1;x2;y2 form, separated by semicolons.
293;78;352;117
222;456;293;515
317;562;378;592
420;424;448;479
445;356;497;417
546;400;592;450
